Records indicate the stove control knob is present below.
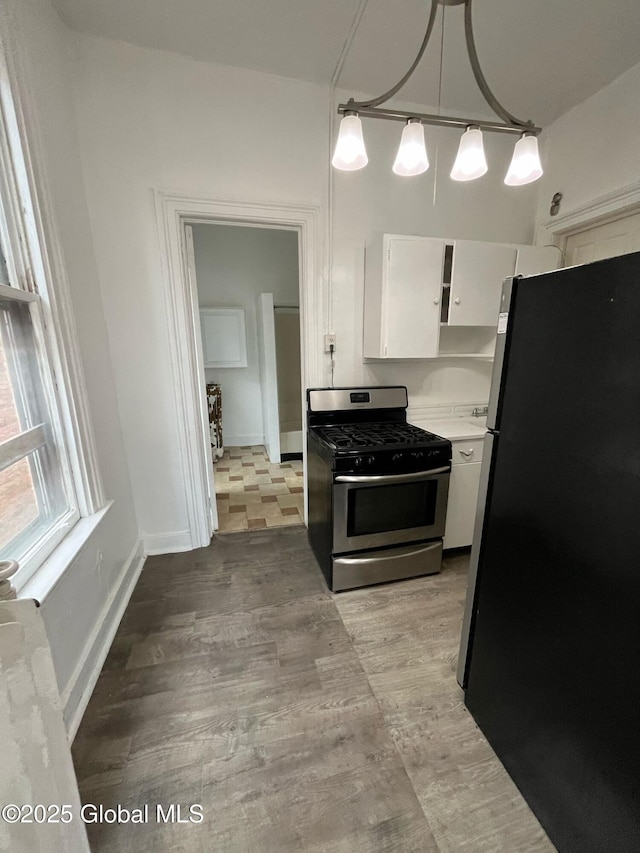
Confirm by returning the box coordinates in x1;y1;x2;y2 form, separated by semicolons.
367;455;375;466
392;452;403;461
354;456;363;467
412;451;424;459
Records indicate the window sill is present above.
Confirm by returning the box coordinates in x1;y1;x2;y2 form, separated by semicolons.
16;501;114;605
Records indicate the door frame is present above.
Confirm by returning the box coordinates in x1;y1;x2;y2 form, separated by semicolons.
537;178;640;256
154;191;323;548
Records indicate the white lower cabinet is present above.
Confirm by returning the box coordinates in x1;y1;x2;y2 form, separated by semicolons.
443;438;484;549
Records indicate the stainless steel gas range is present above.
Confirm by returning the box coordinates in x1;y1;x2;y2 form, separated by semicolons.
306;386;451;592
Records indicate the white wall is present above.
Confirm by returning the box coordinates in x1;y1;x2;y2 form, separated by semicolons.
71;35;328;550
330;90;540;408
8;0;141;732
69;33;542;546
534;60;640;233
192;223;299;446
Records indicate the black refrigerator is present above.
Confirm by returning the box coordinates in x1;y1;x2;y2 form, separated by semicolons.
457;252;640;853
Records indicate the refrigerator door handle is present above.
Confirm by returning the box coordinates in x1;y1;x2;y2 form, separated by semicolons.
456;431;496;689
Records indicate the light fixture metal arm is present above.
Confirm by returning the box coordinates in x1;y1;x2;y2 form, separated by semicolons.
343;0;439;110
464;0;534;130
351;105;540;135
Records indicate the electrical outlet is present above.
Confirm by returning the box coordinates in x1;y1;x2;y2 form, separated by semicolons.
324;334;336;353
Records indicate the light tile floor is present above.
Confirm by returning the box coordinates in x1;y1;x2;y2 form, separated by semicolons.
214;445;304;532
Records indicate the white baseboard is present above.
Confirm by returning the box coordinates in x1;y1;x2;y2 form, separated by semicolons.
142;529;193;555
224;434;264;447
63;539;145;740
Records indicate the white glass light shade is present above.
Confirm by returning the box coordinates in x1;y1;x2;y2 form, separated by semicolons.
392;121;429;176
450;126;488;181
332;114;368;171
504;133;543;186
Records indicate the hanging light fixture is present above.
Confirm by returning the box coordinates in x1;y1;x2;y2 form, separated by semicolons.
504;132;543;185
332;0;542;185
331;112;368;171
393;119;429;176
450;126;487;181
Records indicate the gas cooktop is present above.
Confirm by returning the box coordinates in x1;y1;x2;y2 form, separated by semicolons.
313;421;446;452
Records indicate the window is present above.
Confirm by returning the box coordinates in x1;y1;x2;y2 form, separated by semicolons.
0;268;77;574
0;47;103;589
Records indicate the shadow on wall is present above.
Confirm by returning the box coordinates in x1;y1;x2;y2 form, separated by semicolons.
275;306;302;455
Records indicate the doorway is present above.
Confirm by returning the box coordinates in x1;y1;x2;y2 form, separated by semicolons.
563;210;640;265
155;191;321;551
187;221;305;533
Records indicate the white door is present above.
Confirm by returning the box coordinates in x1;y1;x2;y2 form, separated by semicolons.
256;292;281;463
184;224;218;533
564;211;640;266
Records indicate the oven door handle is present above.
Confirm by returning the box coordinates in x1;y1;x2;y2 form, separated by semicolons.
335;466;450;484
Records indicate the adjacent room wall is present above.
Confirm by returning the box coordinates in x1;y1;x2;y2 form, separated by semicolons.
534;59;640;235
8;0;141;733
191;223;300;447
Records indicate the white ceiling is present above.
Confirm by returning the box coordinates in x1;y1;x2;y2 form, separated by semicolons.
53;0;640;126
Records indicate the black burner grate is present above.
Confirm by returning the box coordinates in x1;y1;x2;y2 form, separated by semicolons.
315;422;439;451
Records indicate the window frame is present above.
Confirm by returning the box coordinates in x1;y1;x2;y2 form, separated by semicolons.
0;286;79;580
0;24;106;590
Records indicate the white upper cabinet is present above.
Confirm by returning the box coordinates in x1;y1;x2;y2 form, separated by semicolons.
363;235;561;360
200;307;248;368
448;241;516;326
364;234;444;359
514;245;562;277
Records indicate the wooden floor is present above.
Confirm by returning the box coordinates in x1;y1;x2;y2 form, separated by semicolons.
72;528;554;853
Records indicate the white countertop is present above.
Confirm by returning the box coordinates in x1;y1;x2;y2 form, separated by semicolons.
410;417;488;442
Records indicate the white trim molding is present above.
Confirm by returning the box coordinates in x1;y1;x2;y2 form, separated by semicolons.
154;191;323;549
142;529;194;556
538;179;640;242
225;434;265;448
62;539;145;739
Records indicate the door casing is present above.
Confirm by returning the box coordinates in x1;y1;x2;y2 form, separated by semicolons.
155;191;322;547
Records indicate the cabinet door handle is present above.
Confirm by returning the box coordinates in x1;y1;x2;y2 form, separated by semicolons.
454;297;461;305
459;448;474;458
433;297;440;305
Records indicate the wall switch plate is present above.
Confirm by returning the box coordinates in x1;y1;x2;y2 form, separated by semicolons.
324;334;336;353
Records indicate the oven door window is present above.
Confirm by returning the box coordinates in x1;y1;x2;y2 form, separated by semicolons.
347;480;438;537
